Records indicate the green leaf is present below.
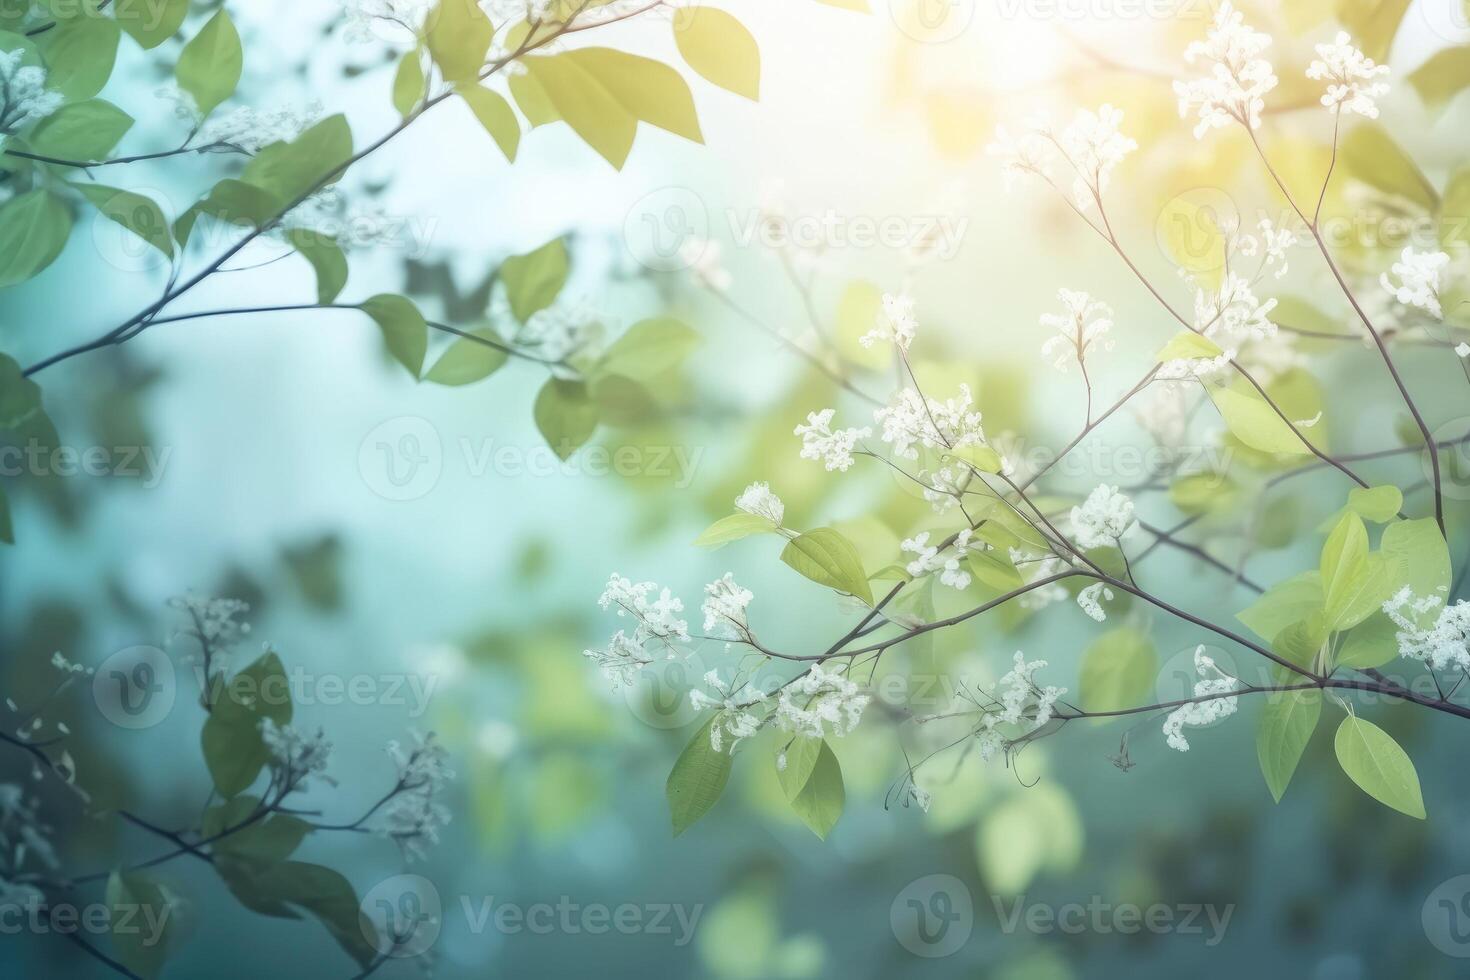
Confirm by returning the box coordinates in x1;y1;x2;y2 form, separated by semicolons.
1169;472;1238;516
0;189;73;287
218;860;377;967
74;183;174;258
40;14;120;99
1337;612;1400;669
1078;627;1157;714
1207;384;1312;456
457;84;520;161
0;482;11;545
667;720;733;836
1156;330;1223;362
1408;46;1470;110
523;48;703;169
426;0;494;81
673;6;760;100
392;49;426;119
174;179;282;244
780;527;873;604
176;9;242;118
966;548;1023;591
28;99;133;160
508;68;560;126
1334;715;1426;819
106;872;182;979
1341;122;1438;212
1320;512;1369;624
1345;484;1402;523
1381;517;1452;625
777;737;844;839
286;230;348;304
501;237;569;322
423;329;509;385
204;797;312;863
1257;687;1320;802
116;0;188;48
242;114;354;203
360;294;429;378
693;512;776;548
596;317;698;381
1238;570;1324;641
533;378;598;459
0;352;45;432
201;651;292;797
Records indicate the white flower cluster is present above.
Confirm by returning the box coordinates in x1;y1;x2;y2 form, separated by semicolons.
1194;269;1279;348
1237;217;1297;280
901;528;973;590
1076;581;1115;623
1161;648;1239;751
689;670;765;752
1040;289;1114;373
0;49;63;138
196;101;325;153
511;297;602;362
987;104;1136;210
795;408;871;472
974;652;1067;761
584;574;690;688
1383;587;1470;671
860;292;919;351
1173;1;1277;138
774;664;869;740
378;730;455;861
875;383;987;461
340;0;432;43
261;719;335;789
1070;484;1135;550
1307;32;1390;118
702;573;754;639
169;594;251;670
735;482;784;526
1057;104;1137;211
1381;247;1450;319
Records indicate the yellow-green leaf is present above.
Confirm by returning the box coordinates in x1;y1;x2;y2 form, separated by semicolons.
673;6;760;100
1334;715;1425;819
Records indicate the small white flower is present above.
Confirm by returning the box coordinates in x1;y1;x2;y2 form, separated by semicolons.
689;670;766;752
1381;247;1450;318
1070;484;1135;550
0;49;63;135
860;292;919;351
378;730;454;861
1161;648;1240;751
795;408;871;472
261;720;335;789
901;528;973;590
1076;582;1114;622
734;482;784;526
987;121;1058;190
1040;289;1114;372
1307;31;1390;118
1057;104;1137;210
701;573;754;639
775;664;869;740
873;384;987;462
1173;1;1278;139
340;0;431;43
1383;587;1470;671
1456;342;1470;358
197;101;325;153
